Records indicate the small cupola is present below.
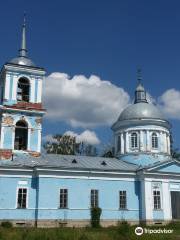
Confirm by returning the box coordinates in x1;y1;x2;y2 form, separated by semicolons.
134;69;148;104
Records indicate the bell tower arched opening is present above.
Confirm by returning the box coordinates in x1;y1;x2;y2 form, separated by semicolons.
14;120;28;150
17;77;30;102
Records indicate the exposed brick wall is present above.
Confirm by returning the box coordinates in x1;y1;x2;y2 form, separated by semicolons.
28;151;41;157
0;149;12;160
4;102;46;111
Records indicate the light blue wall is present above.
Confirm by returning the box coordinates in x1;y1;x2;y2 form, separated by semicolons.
153;210;164;220
0;176;36;219
3;126;13;149
0;174;140;221
2;112;41;152
37;177;140;220
2;71;43;106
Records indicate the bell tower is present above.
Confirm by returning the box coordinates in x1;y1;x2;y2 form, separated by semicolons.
0;15;46;158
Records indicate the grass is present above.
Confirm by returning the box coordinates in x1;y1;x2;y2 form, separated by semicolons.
0;222;180;240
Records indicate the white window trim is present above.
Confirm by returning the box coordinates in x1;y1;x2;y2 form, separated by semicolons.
130;131;139;150
16;187;28;209
151;132;159;150
152;183;163;211
59;188;68;209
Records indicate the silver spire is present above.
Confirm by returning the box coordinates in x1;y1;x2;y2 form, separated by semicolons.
19;13;27;57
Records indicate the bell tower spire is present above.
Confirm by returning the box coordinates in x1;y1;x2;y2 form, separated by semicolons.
19;13;27;58
134;68;148;104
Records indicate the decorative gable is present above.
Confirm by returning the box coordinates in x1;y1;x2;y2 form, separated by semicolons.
146;160;180;174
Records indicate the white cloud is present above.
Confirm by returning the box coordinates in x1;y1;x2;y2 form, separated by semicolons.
43;73;130;128
42;134;58;143
64;130;100;145
43;130;100;145
158;89;180;119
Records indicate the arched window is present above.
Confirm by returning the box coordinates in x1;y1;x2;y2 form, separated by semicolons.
17;78;30;102
14;120;28;150
152;133;158;149
131;132;138;148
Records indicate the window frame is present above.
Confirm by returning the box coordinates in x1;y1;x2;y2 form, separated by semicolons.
152;132;158;149
90;189;99;208
16;187;28;209
153;190;161;210
130;132;139;149
119;190;127;210
59;188;68;209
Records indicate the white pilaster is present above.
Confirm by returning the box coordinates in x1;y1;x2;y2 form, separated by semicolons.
141;179;153;221
140;130;144;151
37;80;42;103
12;75;18;100
30;78;35;103
162;180;171;220
167;134;170;154
121;132;124;154
125;132;129;153
12;126;15;149
0;126;4;148
146;130;150;151
27;128;31;151
4;74;10;99
160;131;163;152
37;129;41;153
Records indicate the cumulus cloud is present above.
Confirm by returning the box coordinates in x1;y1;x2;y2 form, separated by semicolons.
42;134;58;143
64;130;100;145
43;130;100;145
158;89;180;119
43;73;130;128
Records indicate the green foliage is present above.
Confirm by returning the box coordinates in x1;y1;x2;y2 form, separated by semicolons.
171;148;180;160
0;226;179;240
90;207;102;228
44;134;78;155
101;143;115;158
44;134;97;156
78;234;89;240
1;221;13;228
117;221;131;237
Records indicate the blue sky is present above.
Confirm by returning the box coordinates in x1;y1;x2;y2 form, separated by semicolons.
0;0;180;149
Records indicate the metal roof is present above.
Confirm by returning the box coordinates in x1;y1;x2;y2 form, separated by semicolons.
0;153;138;172
118;102;165;121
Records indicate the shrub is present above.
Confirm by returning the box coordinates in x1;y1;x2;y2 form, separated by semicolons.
90;207;102;228
78;234;89;240
1;221;13;228
117;220;131;237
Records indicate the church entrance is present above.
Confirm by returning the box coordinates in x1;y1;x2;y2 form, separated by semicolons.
14;120;28;150
171;191;180;219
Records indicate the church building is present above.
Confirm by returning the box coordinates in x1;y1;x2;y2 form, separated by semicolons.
0;19;180;227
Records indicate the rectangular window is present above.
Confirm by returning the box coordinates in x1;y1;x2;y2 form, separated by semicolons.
60;189;68;208
153;190;161;209
119;191;127;209
91;189;98;208
17;188;27;209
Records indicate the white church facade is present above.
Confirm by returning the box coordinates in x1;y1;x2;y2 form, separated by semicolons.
0;19;180;227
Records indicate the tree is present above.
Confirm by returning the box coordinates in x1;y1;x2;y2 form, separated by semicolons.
44;134;80;155
44;134;98;156
101;143;115;158
171;148;180;160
